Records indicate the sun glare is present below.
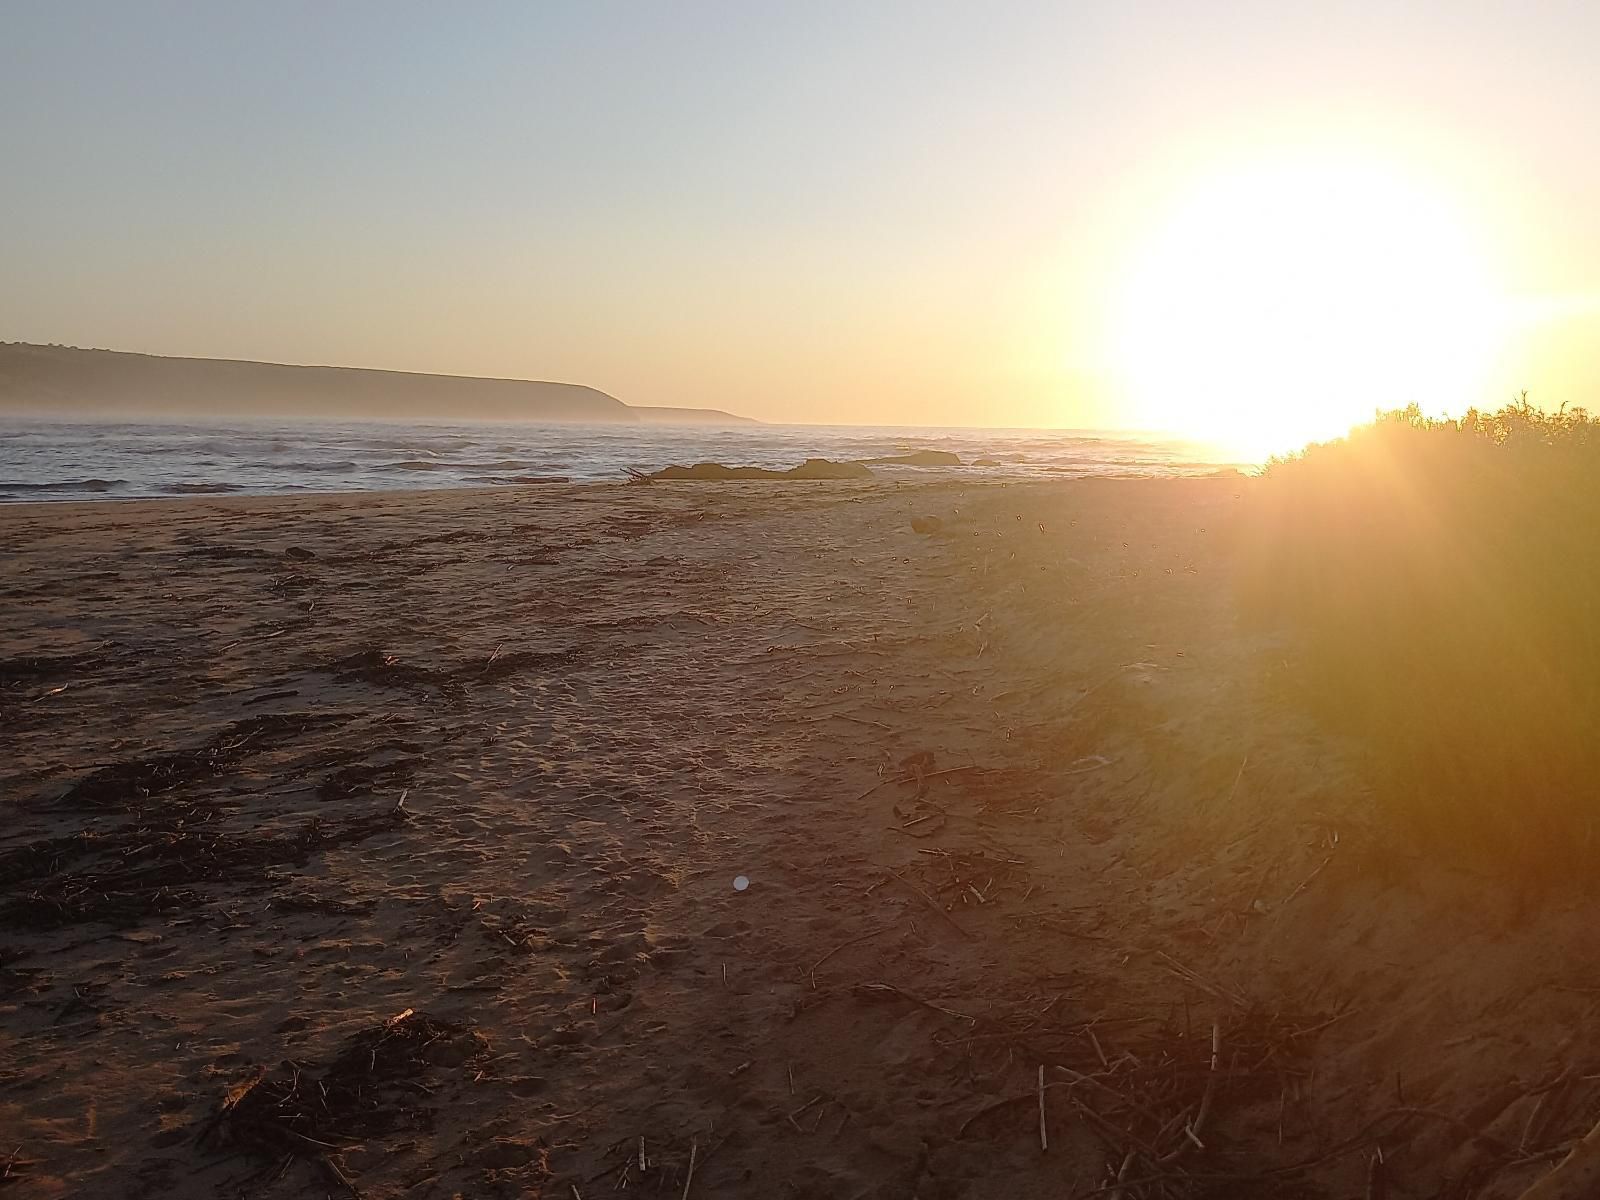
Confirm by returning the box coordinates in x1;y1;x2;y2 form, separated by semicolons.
1108;157;1506;460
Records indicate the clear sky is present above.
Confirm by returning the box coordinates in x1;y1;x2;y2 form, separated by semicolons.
4;2;1600;441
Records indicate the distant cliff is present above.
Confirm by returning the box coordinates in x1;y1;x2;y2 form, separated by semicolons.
0;344;754;425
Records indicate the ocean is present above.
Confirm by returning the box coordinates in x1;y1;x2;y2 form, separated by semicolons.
0;417;1242;501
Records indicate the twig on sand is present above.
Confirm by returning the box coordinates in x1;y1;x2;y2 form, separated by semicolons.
1222;754;1249;806
1155;951;1246;1007
807;924;897;982
240;688;299;707
886;871;974;939
1073;1098;1159;1158
1086;1026;1109;1068
1273;1105;1518;1178
1520;1068;1571;1151
853;982;974;1023
788;1094;824;1131
320;1153;360;1197
853;765;985;804
2;1146;32;1183
1108;1149;1137;1200
1280;855;1335;908
1052;1066;1166;1126
1288;1007;1361;1040
1514;1107;1600;1200
1038;1064;1049;1153
955;1080;1083;1137
888;814;948;840
1191;1023;1220;1139
835;713;893;730
680;1138;698;1200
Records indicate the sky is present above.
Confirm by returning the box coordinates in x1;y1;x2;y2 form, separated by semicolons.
4;1;1600;438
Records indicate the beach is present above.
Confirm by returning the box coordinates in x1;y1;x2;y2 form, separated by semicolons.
3;477;1595;1199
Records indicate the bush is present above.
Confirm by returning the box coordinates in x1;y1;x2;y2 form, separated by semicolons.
1236;398;1600;877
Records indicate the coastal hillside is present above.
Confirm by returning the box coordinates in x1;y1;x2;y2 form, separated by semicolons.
0;344;751;425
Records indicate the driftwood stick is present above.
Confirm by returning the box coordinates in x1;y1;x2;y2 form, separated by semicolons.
1038;1064;1048;1153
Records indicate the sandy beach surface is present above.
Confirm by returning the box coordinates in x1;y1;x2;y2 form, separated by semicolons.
4;479;1597;1199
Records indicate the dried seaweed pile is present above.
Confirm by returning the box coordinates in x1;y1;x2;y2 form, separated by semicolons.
0;712;408;928
51;712;344;812
179;544;276;562
0;804;407;929
199;1010;488;1177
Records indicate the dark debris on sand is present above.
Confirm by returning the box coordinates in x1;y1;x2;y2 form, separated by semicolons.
320;645;584;699
51;713;348;811
198;1010;505;1188
0;803;408;929
1;701;448;929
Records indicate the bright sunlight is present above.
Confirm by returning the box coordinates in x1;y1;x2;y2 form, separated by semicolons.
1108;156;1507;460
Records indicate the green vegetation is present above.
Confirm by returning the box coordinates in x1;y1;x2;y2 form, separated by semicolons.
1238;397;1600;876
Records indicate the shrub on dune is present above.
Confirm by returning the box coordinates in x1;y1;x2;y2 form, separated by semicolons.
1237;397;1600;877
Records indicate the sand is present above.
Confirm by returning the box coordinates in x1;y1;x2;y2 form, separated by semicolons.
3;478;1597;1199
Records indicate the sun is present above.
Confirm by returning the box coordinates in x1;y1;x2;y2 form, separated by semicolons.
1106;155;1506;460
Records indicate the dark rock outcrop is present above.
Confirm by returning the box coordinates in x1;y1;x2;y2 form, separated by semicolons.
645;458;872;481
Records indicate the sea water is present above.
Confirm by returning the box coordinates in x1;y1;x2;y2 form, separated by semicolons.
0;417;1243;501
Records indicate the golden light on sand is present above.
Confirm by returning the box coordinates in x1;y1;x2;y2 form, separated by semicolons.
1108;156;1506;460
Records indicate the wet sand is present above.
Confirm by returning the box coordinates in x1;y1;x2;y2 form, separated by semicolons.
3;479;1596;1199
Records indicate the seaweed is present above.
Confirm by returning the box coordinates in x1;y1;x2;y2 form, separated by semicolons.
198;1010;488;1170
55;713;347;810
